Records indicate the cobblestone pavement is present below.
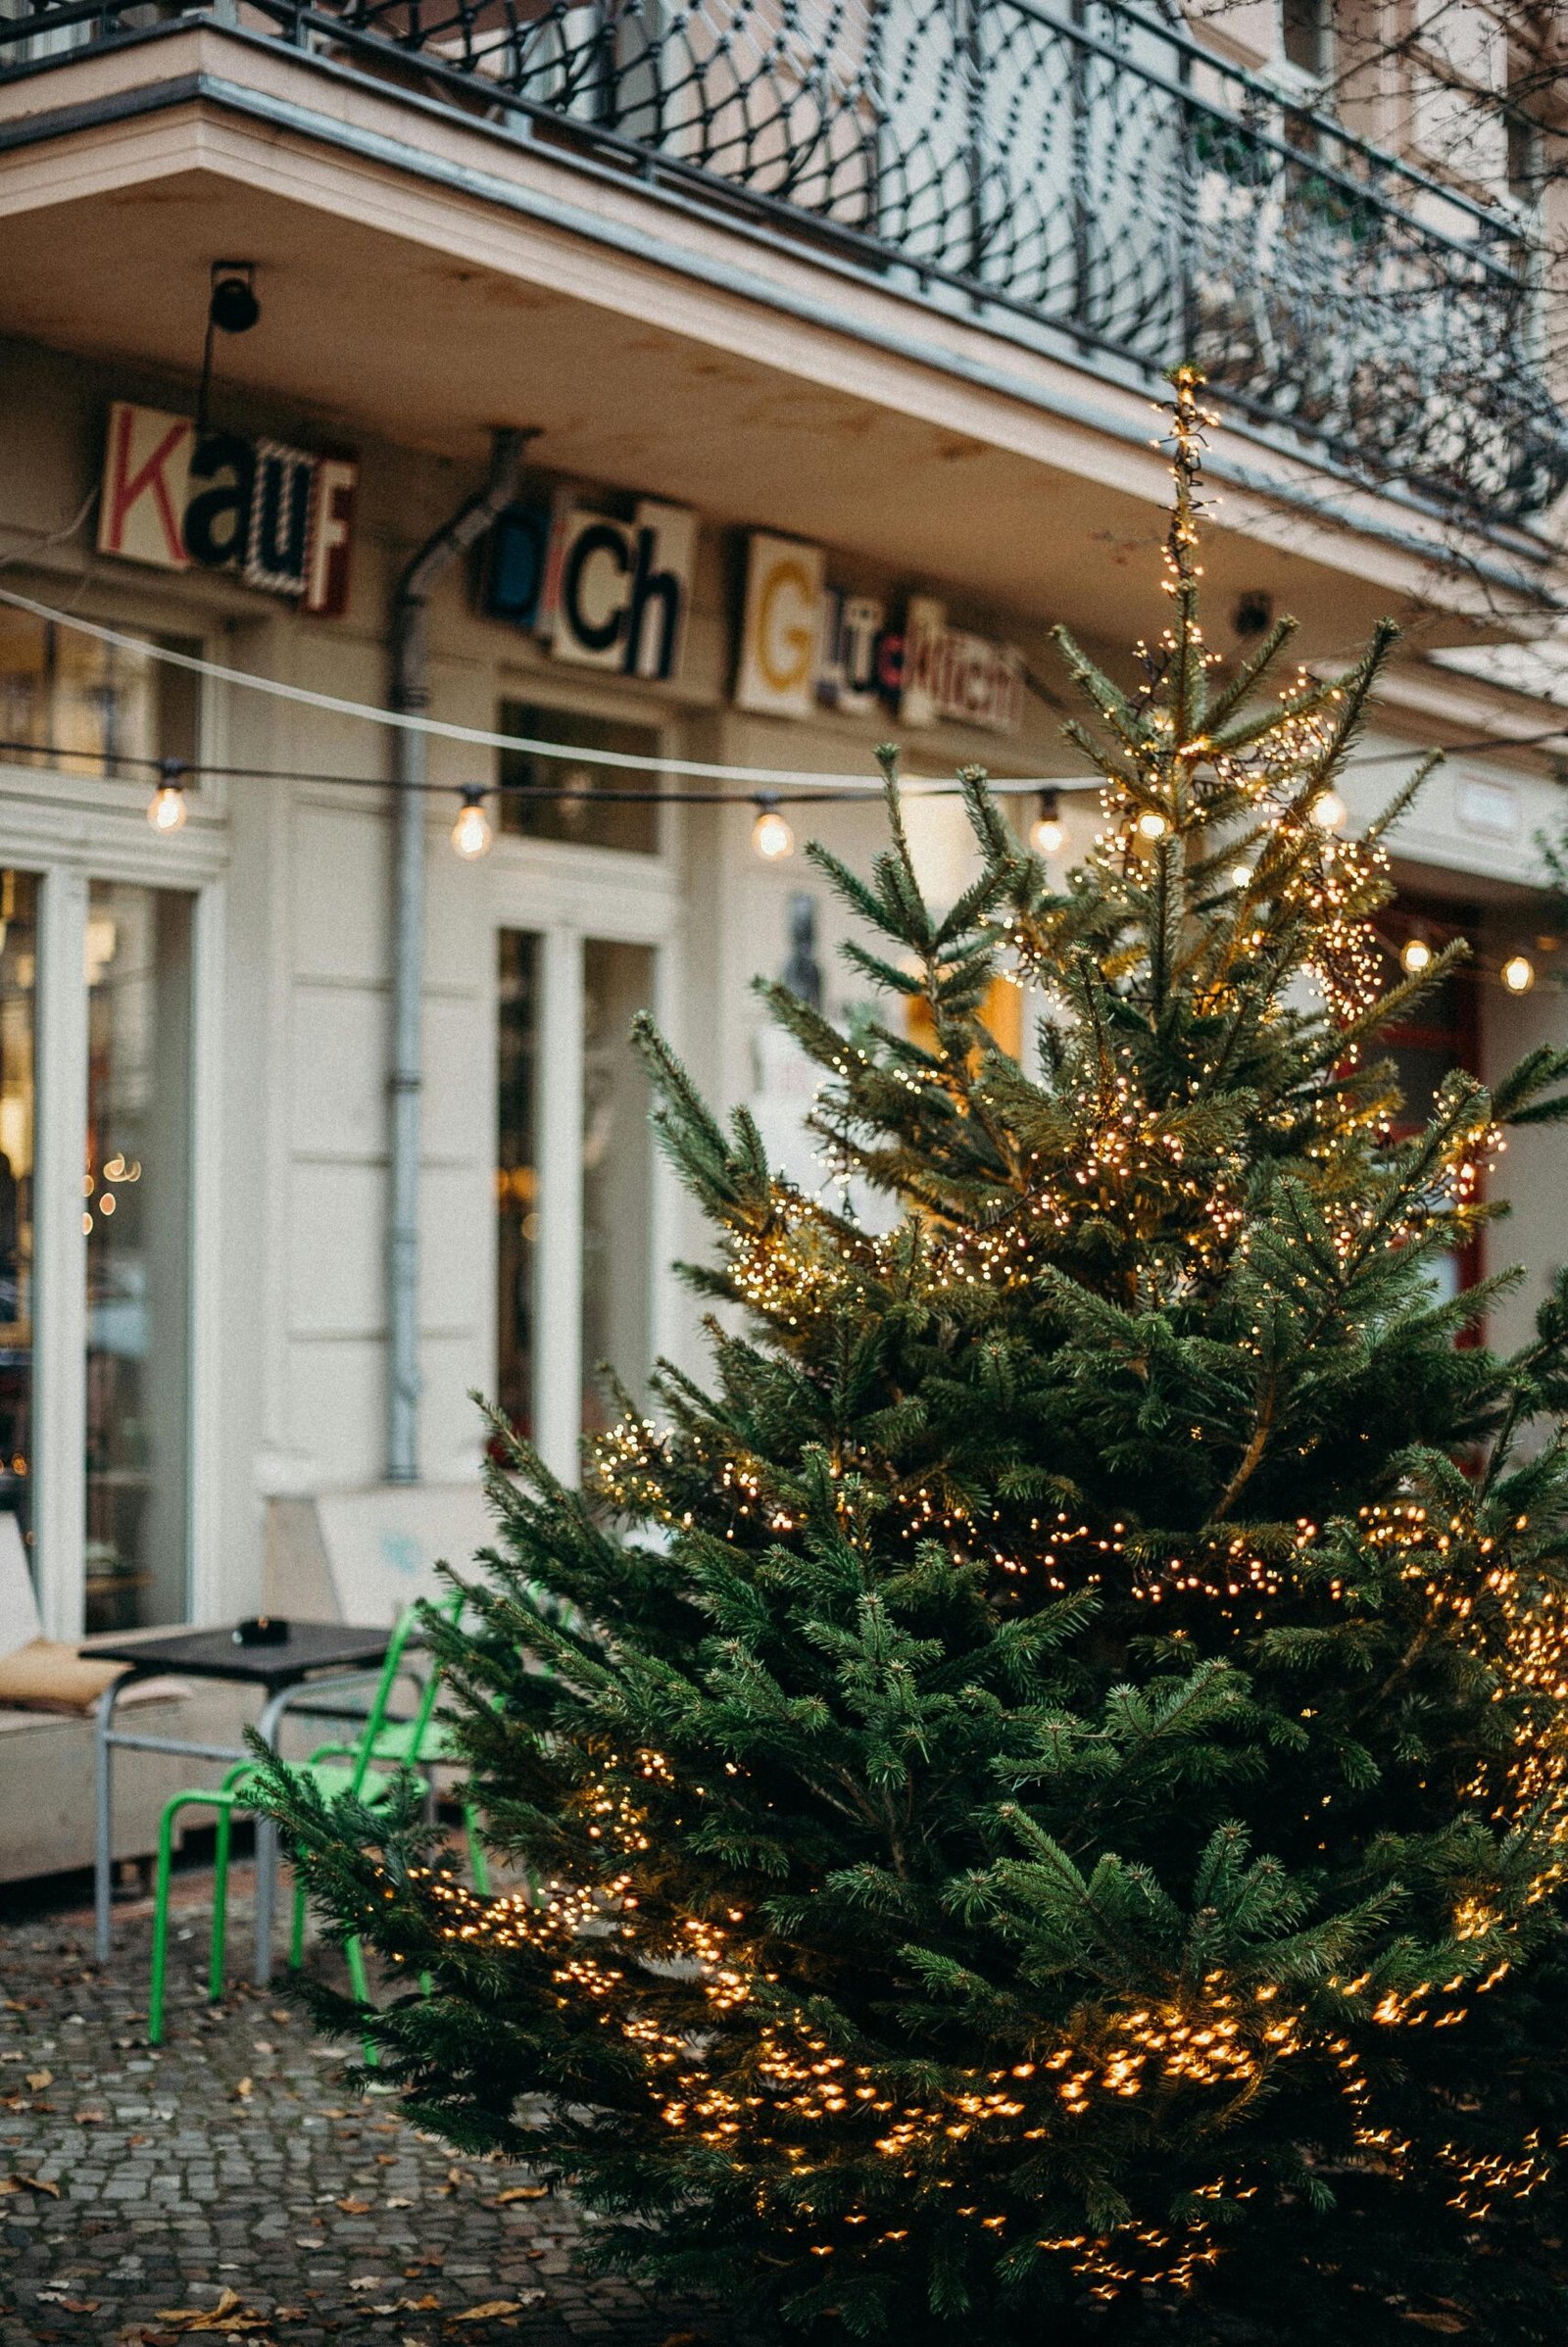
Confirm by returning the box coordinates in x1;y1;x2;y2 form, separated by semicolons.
0;1866;715;2347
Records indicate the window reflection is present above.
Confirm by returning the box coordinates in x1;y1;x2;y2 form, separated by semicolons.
497;702;661;855
0;875;37;1570
582;941;655;1433
496;930;540;1442
0;613;198;778
84;885;193;1632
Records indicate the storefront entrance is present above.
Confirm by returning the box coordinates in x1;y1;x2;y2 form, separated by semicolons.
488;693;680;1483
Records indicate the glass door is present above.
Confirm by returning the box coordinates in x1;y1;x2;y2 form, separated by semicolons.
83;883;194;1633
495;923;660;1474
581;940;655;1433
496;928;540;1445
0;873;37;1570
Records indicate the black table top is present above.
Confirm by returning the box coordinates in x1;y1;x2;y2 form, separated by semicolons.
85;1621;393;1691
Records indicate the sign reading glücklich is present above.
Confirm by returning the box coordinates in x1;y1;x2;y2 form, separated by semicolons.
734;529;1023;735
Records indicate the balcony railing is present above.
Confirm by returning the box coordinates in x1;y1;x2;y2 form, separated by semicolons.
4;0;1566;527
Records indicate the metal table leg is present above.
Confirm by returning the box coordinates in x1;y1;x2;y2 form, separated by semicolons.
252;1687;293;1985
94;1677;123;1965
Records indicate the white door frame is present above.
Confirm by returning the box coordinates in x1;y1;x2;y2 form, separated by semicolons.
0;760;227;1638
485;842;683;1486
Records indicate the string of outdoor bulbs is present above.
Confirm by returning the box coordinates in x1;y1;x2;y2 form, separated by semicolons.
21;739;1539;997
0;584;1554;996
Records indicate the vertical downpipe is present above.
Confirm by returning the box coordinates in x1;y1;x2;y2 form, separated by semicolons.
386;428;528;1485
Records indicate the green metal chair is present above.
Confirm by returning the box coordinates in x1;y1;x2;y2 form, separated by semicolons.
147;1597;475;2044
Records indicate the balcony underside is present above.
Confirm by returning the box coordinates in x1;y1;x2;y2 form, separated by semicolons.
0;24;1559;651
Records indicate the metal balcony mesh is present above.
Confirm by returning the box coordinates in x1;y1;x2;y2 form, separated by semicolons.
4;0;1566;525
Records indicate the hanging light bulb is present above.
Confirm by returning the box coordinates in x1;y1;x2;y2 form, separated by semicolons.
1136;809;1168;842
1502;953;1536;995
1229;859;1253;890
147;760;189;834
1310;786;1348;831
753;797;794;861
1030;789;1065;857
1400;934;1433;977
451;787;493;860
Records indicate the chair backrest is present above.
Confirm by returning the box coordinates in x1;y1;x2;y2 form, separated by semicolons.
346;1591;463;1796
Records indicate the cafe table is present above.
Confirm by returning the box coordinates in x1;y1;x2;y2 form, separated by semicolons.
87;1620;396;1984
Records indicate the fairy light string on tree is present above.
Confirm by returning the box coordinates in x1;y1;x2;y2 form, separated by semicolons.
262;371;1568;2347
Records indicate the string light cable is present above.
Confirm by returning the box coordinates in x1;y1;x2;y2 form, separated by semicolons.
0;583;1095;799
0;733;1102;811
4;578;1564;792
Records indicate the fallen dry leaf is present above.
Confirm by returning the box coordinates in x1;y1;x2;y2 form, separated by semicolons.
449;2305;528;2324
490;2185;548;2205
24;2070;51;2090
74;2109;108;2126
348;2276;387;2292
153;2286;270;2332
336;2197;372;2215
9;2175;59;2197
232;2078;254;2101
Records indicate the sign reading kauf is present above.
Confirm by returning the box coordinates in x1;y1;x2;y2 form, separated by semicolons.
98;401;358;616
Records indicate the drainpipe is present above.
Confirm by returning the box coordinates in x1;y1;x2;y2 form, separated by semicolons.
387;426;529;1485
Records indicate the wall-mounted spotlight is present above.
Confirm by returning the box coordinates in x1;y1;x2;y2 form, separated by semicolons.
210;263;261;337
198;261;260;436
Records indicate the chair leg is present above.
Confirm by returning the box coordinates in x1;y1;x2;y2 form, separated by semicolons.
209;1804;233;2004
345;1935;379;2068
149;1794;214;2046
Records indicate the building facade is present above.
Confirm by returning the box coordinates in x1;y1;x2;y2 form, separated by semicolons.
0;0;1566;1794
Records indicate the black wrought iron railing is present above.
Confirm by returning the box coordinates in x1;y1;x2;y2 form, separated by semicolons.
4;0;1565;526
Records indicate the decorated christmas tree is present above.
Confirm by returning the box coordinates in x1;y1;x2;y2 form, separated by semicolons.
266;374;1568;2343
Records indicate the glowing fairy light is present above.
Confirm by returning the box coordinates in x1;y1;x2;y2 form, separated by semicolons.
753;798;795;859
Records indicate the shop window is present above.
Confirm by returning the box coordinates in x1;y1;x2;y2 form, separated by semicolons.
496;929;540;1443
0;611;199;780
497;701;662;856
84;885;194;1633
1282;0;1332;78
581;941;655;1433
0;875;37;1571
1382;905;1481;1307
